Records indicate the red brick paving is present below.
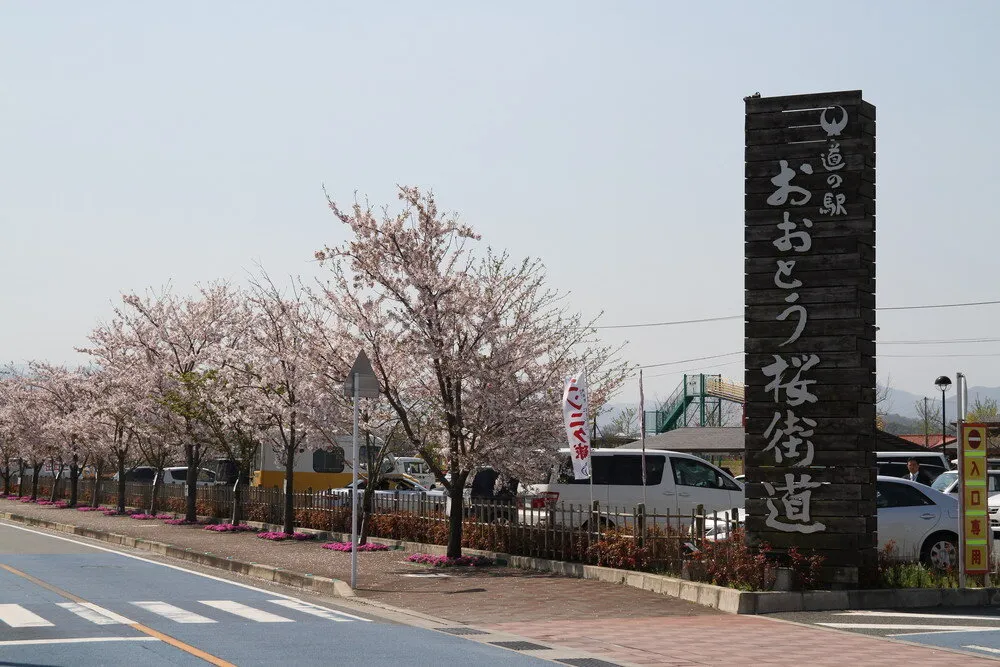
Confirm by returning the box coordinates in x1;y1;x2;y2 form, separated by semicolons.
487;616;999;666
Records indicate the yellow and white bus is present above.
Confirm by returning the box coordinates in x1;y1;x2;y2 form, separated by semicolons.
252;438;431;491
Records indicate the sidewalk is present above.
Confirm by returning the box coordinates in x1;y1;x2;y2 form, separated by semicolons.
1;498;995;666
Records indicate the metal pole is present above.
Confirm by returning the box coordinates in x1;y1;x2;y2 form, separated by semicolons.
351;373;360;589
956;373;966;589
941;388;947;451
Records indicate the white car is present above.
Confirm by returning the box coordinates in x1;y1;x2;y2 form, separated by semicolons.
322;476;446;508
931;470;1000;497
708;476;966;569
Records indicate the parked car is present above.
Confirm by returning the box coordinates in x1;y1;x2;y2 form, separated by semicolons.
321;474;446;508
876;460;947;485
877;451;952;470
112;466;217;487
707;476;973;569
520;449;743;527
931;470;1000;497
389;457;436;488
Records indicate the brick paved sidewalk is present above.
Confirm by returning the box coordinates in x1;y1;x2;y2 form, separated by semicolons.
3;499;997;666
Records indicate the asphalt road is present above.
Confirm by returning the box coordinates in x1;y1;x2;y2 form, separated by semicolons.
0;521;553;666
773;607;1000;661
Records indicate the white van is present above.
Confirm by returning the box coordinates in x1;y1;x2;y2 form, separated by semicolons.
522;449;743;522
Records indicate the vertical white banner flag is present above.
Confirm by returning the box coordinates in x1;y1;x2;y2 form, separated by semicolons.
563;373;591;480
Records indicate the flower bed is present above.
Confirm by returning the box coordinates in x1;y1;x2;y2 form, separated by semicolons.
257;531;316;541
101;509;125;516
77;506;104;512
129;513;159;520
19;497;34;503
36;500;56;506
163;518;202;526
322;542;390;552
407;553;494;567
204;523;256;533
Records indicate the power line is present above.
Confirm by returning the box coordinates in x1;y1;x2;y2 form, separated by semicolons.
640;351;742;370
595;298;1000;330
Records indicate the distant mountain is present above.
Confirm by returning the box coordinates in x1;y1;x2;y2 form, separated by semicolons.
884;385;1000;419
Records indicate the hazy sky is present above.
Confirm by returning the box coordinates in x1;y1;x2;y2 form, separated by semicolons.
2;1;998;407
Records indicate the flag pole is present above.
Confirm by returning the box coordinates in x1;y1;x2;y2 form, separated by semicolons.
640;367;647;511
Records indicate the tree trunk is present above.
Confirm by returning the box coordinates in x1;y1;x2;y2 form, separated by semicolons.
17;461;25;496
91;462;103;508
447;483;465;558
149;470;163;515
282;450;295;535
359;484;375;545
49;462;61;502
116;458;126;514
1;465;9;496
182;444;196;522
30;468;40;501
232;479;243;526
69;454;80;507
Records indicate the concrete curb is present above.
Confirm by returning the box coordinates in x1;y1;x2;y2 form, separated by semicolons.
0;512;354;599
9;509;999;615
281;529;1000;615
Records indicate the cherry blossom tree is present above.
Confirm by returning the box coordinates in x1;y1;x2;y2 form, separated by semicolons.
243;273;329;534
82;283;243;521
315;186;627;556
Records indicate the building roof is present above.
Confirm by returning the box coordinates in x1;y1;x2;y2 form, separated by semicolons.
623;427;926;453
895;434;958;449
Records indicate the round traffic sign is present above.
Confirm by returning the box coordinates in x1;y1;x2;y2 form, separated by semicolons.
969;429;983;449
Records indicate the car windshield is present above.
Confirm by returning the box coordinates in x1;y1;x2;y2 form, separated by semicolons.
931;471;958;492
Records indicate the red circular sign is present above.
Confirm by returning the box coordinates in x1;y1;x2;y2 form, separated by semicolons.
969;430;983;449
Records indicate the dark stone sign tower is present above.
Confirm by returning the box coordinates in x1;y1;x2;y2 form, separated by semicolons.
744;91;876;586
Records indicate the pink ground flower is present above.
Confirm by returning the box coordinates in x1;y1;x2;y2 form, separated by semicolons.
77;506;103;512
256;531;315;541
322;542;389;552
204;523;256;533
129;513;157;520
163;518;199;525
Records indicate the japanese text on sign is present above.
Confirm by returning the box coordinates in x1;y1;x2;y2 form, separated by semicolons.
760;105;851;533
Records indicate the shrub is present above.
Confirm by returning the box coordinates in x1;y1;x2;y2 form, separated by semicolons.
686;529;776;591
204;523;256;533
322;542;390;552
584;528;651;570
876;541;958;589
407;553;494;567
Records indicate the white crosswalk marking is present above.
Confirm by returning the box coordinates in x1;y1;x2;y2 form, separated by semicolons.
57;602;134;625
131;601;217;624
820;622;1000;632
966;645;1000;655
837;610;1000;622
0;604;53;628
200;600;293;623
269;599;365;622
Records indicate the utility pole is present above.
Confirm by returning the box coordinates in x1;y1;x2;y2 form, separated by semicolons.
924;396;930;447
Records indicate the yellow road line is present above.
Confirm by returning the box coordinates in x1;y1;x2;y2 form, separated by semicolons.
0;563;235;667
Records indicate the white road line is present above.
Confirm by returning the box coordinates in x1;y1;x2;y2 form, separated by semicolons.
837;610;1000;622
0;604;53;628
57;602;134;625
131;601;216;624
966;645;1000;655
820;622;1000;631
0;637;158;647
200;600;293;623
0;522;371;621
269;599;358;622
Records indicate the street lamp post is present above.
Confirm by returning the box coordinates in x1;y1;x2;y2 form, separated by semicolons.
935;376;952;451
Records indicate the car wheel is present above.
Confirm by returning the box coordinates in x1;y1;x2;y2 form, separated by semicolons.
920;532;958;570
